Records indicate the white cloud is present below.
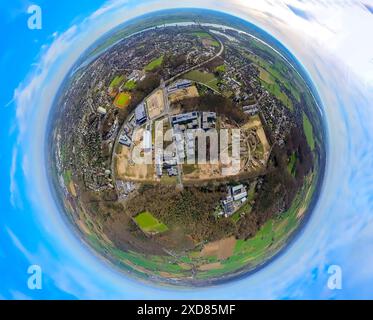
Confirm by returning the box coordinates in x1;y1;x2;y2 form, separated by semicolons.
9;148;19;208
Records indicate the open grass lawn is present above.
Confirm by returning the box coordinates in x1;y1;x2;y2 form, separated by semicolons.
110;75;125;88
303;112;316;151
191;31;212;39
123;79;137;90
114;92;131;108
134;211;168;234
145;55;164;72
184;70;219;92
215;64;226;73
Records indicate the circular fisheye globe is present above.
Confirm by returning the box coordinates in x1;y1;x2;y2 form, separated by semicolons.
48;9;325;286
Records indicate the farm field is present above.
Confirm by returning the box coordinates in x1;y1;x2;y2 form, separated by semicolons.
190;31;219;46
303;112;315;151
168;85;199;104
243;49;301;104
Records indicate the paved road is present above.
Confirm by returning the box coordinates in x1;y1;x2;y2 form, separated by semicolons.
160;79;184;188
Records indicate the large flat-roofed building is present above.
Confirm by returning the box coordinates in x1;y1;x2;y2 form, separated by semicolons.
119;133;132;147
201;112;216;130
168;80;192;93
143;130;152;152
231;184;248;201
97;106;107;115
156;164;163;177
135;102;148;125
174;133;185;160
220;184;249;216
171;112;198;126
222;196;235;216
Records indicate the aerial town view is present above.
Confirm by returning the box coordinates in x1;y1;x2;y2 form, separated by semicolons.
48;9;325;285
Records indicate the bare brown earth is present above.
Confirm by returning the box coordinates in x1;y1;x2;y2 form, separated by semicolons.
146;89;165;119
198;262;222;271
68;181;77;197
169;86;199;104
115;144;155;181
200;236;236;260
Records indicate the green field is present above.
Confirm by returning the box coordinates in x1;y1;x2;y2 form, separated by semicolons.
191;31;213;39
258;66;274;84
184;70;219;92
287;152;297;176
110;75;125;88
215;64;226;73
145;55;164;72
259;77;294;111
303;112;315;151
134;211;169;234
123;79;137;90
191;32;220;47
63;169;72;185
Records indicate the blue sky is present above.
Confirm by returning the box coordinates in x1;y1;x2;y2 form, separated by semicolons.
1;0;373;299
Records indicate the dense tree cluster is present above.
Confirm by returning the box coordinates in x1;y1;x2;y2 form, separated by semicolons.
125;186;236;242
163;53;187;69
176;94;249;125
